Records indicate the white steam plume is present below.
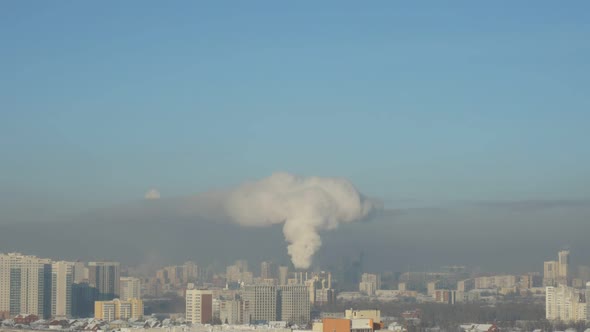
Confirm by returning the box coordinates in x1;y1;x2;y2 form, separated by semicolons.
225;172;380;269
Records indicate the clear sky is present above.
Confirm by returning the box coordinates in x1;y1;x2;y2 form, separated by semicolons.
1;1;589;221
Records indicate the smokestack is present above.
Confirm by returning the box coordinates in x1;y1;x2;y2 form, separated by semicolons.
224;172;380;269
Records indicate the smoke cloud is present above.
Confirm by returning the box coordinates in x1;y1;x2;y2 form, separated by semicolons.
224;172;380;269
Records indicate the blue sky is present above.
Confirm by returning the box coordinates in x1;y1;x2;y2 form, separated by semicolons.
1;1;589;220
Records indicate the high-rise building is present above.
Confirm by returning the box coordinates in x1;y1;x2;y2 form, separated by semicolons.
261;261;275;280
558;250;570;285
278;285;310;325
120;277;141;300
0;253;52;319
279;266;289;286
544;261;559;286
243;285;277;323
71;282;97;318
183;261;199;283
72;262;89;284
94;298;143;321
88;262;120;301
185;289;213;324
546;285;587;321
359;273;381;296
220;299;243;325
51;261;74;318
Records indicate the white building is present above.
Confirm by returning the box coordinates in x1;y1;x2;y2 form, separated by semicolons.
51;261;74;318
546;285;587;322
0;253;52;318
220;299;243;324
359;273;381;296
120;277;141;300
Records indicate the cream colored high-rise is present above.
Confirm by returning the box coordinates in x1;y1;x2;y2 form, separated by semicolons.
185;289;213;324
359;273;381;296
0;253;52;318
544;261;559;286
120;277;141;300
546;285;587;322
52;261;74;318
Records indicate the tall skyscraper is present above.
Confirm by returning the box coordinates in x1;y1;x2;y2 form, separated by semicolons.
88;262;120;301
51;261;74;318
243;285;277;322
278;285;310;325
71;282;97;318
0;253;52;319
120;277;141;300
558;250;570;285
185;289;213;324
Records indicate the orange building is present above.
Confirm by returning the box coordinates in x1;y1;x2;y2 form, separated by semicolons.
323;318;351;332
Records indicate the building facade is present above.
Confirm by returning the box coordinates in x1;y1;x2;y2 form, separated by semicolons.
88;262;120;301
243;285;277;323
0;253;52;319
185;289;213;324
279;266;289;286
279;285;310;325
558;250;570;285
94;298;143;321
51;261;74;318
120;277;141;300
546;285;587;322
260;261;275;280
474;275;516;289
359;273;381;296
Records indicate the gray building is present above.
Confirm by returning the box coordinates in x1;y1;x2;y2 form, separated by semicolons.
89;262;120;301
243;285;277;323
279;285;310;325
